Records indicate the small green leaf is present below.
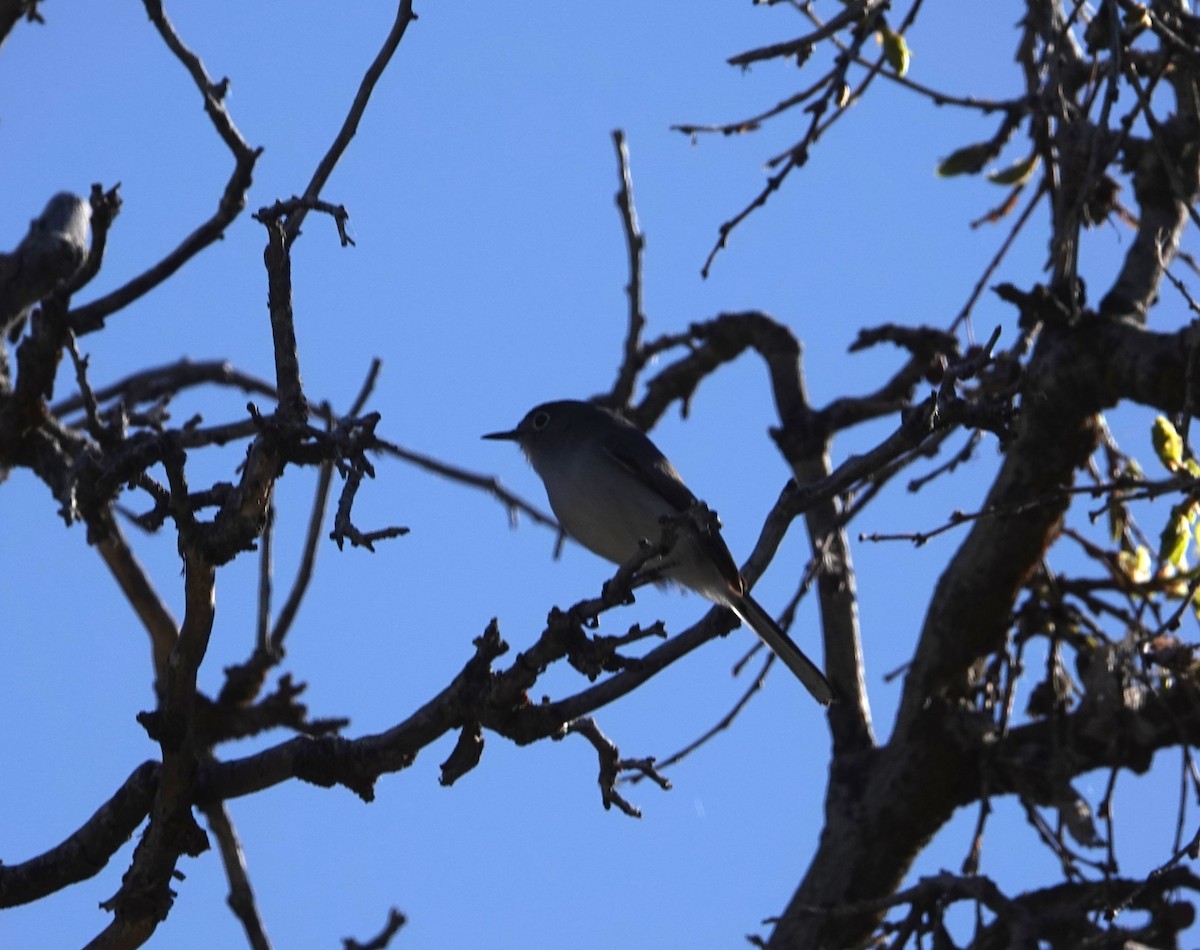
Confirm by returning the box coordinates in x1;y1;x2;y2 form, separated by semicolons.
936;143;993;178
1160;509;1191;569
1107;503;1126;544
1152;415;1183;472
879;26;911;77
987;154;1040;186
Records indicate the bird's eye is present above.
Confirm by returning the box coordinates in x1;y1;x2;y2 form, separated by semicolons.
531;411;550;430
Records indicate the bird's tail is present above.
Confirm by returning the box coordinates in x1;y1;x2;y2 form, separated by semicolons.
729;594;834;705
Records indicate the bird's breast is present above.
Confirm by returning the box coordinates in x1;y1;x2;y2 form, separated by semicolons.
536;450;673;567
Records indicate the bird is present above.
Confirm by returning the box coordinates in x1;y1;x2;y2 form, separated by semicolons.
484;399;834;705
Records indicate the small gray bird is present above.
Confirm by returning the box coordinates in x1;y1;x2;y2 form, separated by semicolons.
484;399;834;705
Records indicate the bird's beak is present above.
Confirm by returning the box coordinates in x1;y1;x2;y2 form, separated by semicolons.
482;427;520;441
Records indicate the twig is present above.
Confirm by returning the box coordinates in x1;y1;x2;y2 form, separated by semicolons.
627;651;773;782
286;0;418;247
347;358;383;416
376;437;558;531
63;332;106;442
61;184;121;299
271;458;334;651
50;358;277;419
202;799;273;950
952;182;1048;333
859;494;1062;547
565;717;671;817
700;155;798;279
607;129;647;408
255;197;354;247
672;68;837;138
69;0;261;334
94;515;178;687
256;504;275;655
330;460;409;552
343;908;407;950
907;431;982;492
726;0;876;67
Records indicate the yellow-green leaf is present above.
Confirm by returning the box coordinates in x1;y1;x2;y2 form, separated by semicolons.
1152;415;1183;472
879;26;910;77
1162;565;1192;598
1160;511;1191;569
1123;2;1151;31
987;154;1040;186
936;143;993;178
1118;546;1152;584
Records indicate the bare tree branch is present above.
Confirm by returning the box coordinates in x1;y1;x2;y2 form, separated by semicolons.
284;0;418;246
69;0;261;335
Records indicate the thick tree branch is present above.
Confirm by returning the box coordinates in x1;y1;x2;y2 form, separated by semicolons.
92;546;216;947
0;762;159;909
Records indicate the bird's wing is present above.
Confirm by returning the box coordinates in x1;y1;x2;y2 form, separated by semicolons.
602;424;744;591
602;427;698;514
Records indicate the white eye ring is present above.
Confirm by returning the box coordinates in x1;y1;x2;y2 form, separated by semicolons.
531;411;550;430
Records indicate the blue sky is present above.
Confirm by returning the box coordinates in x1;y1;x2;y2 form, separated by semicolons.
1;2;1194;948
